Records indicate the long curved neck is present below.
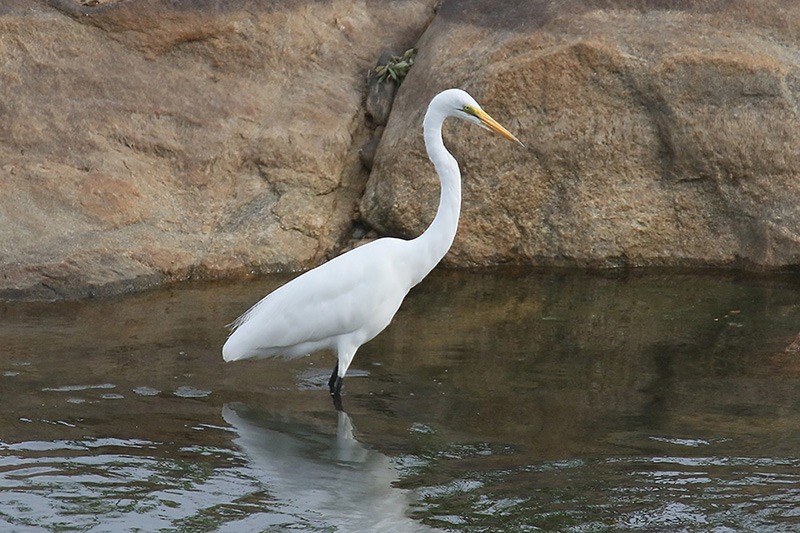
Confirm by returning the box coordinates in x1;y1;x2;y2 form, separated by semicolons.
405;106;461;287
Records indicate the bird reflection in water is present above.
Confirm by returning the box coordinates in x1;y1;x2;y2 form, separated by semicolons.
222;403;438;532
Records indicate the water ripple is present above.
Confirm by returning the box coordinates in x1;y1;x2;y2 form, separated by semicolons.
407;454;800;532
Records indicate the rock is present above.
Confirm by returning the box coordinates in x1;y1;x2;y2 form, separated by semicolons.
365;79;398;127
0;0;435;300
365;51;399;126
359;127;384;171
7;0;800;302
360;0;800;270
784;333;800;354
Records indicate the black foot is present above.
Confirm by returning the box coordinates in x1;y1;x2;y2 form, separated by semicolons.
331;393;344;411
328;365;338;393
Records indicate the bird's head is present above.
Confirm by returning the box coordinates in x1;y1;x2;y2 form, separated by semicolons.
436;88;524;147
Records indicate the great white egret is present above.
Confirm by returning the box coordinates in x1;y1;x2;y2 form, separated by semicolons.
223;88;523;396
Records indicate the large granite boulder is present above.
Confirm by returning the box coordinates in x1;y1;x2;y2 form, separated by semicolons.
0;0;434;299
361;0;800;269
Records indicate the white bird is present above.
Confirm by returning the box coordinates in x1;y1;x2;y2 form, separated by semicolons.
223;88;523;396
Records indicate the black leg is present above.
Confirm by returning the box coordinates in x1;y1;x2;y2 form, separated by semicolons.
332;375;343;397
328;364;338;393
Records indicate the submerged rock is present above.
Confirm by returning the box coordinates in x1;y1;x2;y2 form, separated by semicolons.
361;0;800;270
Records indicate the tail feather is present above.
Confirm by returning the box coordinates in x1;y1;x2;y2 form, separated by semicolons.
222;323;254;362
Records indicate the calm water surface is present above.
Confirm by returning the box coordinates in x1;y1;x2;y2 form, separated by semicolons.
1;269;800;532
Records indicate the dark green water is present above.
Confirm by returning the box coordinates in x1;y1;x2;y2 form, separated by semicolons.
1;269;800;532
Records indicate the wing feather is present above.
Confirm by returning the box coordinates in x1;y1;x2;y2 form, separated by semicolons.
223;239;409;360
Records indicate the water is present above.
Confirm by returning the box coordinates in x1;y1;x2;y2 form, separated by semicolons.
1;269;800;532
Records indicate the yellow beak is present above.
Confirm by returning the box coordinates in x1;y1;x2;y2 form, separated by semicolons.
475;109;525;147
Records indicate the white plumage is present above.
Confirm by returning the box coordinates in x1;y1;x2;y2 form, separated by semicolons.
222;88;522;396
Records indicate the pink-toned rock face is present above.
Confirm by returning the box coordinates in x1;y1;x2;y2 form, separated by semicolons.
0;0;435;299
361;1;800;270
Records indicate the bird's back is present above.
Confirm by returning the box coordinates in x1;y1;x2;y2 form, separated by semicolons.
222;238;413;361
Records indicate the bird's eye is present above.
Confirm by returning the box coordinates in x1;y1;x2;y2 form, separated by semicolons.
462;105;476;116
